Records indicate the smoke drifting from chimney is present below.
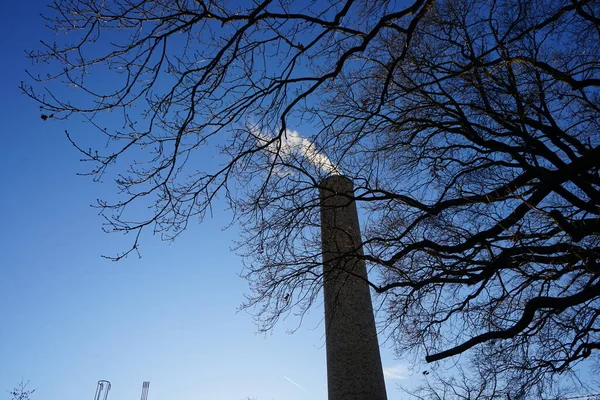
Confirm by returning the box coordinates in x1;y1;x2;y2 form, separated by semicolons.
251;125;340;175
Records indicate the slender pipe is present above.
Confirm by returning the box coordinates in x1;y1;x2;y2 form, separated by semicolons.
94;381;111;400
140;381;150;400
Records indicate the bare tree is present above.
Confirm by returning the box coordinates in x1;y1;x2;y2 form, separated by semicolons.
23;0;600;397
9;381;35;400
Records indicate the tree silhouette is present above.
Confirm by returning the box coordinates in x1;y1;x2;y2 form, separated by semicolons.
23;0;600;397
9;381;35;400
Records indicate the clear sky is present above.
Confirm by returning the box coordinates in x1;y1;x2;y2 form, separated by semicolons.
0;2;416;400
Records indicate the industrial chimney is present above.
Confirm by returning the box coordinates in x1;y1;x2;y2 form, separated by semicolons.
319;175;387;400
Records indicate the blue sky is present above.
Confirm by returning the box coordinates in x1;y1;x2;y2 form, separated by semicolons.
0;2;416;400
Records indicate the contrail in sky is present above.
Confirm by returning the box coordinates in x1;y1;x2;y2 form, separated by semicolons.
283;376;310;394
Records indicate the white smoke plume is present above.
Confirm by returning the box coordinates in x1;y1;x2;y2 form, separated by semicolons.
383;363;411;380
251;125;340;176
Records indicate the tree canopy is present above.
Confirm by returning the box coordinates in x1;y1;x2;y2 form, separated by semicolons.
23;0;600;398
9;381;35;400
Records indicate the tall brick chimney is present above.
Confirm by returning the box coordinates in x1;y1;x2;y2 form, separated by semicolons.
320;175;387;400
